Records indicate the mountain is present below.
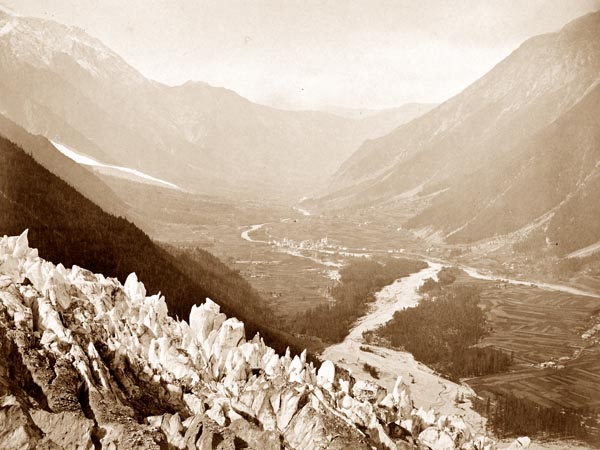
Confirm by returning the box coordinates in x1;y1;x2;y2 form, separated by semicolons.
318;11;600;251
409;80;600;253
320;103;438;139
0;132;311;356
0;10;431;200
0;113;131;220
0;232;530;449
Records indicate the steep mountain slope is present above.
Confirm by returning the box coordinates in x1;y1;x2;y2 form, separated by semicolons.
0;134;306;355
159;82;369;195
0;10;225;193
0;113;130;220
408;81;600;251
354;104;438;137
321;11;600;216
0;234;516;449
0;10;430;199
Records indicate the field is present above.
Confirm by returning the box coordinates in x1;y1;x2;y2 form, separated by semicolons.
469;349;600;410
228;247;335;318
457;275;600;410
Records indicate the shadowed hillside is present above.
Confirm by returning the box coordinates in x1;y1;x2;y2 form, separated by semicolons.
409;82;600;252
0;134;307;356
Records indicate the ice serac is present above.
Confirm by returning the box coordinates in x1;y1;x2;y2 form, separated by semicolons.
0;232;529;449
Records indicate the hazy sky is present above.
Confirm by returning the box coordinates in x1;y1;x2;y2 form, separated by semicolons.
3;0;599;110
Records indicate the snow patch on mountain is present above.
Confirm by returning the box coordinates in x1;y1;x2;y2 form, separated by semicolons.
51;140;181;190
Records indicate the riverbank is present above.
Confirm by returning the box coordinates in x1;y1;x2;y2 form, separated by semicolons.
321;262;487;434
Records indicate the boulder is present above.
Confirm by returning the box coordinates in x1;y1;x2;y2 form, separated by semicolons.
418;427;454;450
229;417;281;450
29;410;94;450
276;386;306;429
0;395;44;450
124;273;147;303
507;436;531;449
352;379;380;403
189;299;226;343
316;360;335;387
12;230;29;259
182;414;203;449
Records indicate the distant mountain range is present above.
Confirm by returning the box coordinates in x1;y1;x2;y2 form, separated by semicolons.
2;7;598;258
0;10;432;199
317;11;600;256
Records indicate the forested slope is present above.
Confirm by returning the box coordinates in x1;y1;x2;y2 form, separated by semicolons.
0;135;302;355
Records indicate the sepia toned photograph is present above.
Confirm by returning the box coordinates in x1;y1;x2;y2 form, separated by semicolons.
0;1;599;449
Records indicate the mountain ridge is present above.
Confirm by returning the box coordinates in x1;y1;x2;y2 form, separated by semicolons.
0;9;433;200
327;11;600;194
316;10;600;253
0;113;131;220
407;80;600;248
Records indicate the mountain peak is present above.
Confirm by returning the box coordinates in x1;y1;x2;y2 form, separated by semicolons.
323;9;600;211
559;9;600;34
0;10;143;83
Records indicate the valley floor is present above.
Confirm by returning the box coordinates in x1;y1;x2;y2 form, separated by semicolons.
110;183;600;447
321;262;487;434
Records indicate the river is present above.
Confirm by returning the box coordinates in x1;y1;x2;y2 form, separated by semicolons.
241;224;266;242
461;267;600;298
240;223;600;299
342;261;443;342
239;221;600;432
321;261;486;431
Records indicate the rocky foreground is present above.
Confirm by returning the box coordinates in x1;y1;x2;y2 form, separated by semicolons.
0;231;530;450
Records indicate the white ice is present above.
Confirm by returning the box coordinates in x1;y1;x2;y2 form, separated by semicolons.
51;140;181;190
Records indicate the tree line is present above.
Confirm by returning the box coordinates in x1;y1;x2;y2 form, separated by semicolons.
474;392;598;445
375;281;512;380
292;258;427;343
